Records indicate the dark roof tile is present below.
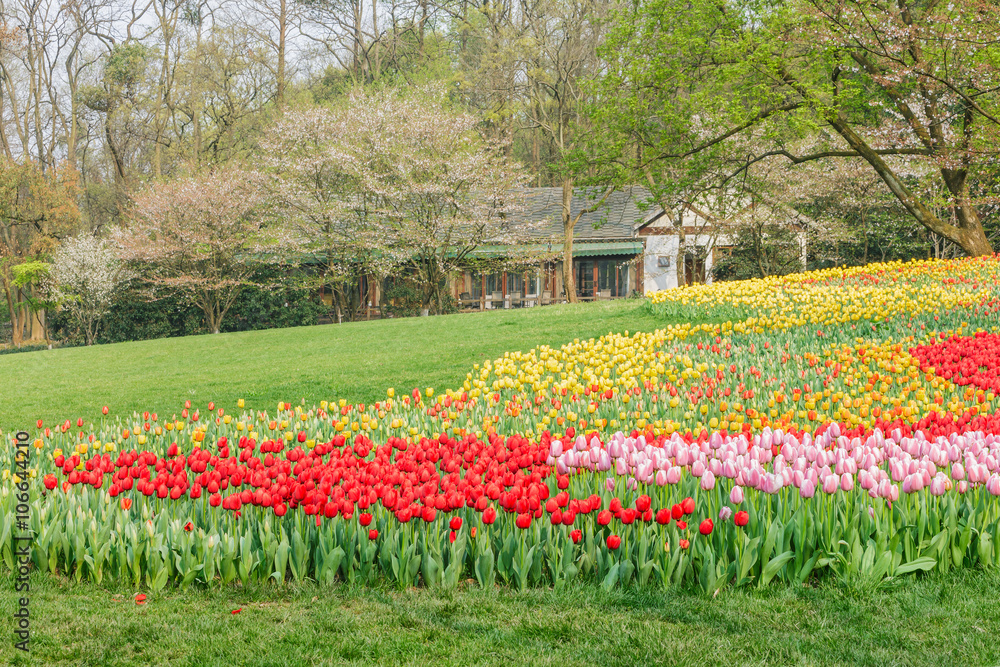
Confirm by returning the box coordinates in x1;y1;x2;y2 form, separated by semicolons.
510;187;662;241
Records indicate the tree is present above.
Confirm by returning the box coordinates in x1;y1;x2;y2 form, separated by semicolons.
115;167;286;334
593;0;1000;258
77;41;153;196
50;234;130;345
260;105;377;323
263;88;531;315
465;0;611;302
0;159;80;345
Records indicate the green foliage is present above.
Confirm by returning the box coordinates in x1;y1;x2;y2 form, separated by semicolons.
381;281;459;319
48;270;328;345
11;260;50;288
712;224;803;281
104;42;150;90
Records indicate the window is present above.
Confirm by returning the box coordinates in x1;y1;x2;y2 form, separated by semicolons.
576;260;595;298
576;258;630;297
469;272;499;299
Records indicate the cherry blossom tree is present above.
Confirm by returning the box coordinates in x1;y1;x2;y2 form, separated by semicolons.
50;234;131;345
115;167;286;334
261;87;534;315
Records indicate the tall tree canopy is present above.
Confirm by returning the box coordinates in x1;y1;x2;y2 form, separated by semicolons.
592;0;1000;257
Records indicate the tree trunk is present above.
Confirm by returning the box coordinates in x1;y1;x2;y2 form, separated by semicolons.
561;178;577;303
193;17;203;165
276;0;287;109
4;283;22;346
675;209;686;287
826;113;993;257
105;113;126;186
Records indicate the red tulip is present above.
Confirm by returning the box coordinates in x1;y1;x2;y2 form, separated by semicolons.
635;495;651;512
699;519;713;535
184;521;193;532
368;529;379;540
515;512;532;530
422;507;437;523
655;508;671;525
449;530;457;543
681;497;695;515
209;493;222;507
483;506;497;525
676;520;687;530
734;511;749;527
43;474;58;490
135;594;146;605
449;516;462;531
606;535;621;550
679;539;690;550
36;419;43;428
359;512;373;526
597;510;612;526
274;503;287;517
102;406;109;415
470;527;478;539
570;529;582;544
671;504;683;520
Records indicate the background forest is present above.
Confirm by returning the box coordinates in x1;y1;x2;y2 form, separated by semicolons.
1;0;999;346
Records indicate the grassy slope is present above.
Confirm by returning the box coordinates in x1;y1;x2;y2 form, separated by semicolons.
2;569;997;667
0;300;664;430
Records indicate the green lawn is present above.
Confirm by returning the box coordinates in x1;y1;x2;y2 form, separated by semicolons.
0;300;665;430
2;568;997;666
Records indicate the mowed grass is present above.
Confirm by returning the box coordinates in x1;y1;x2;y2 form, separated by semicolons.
2;568;998;667
0;299;668;430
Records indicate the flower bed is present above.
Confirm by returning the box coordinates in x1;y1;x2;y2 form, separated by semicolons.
5;256;1000;592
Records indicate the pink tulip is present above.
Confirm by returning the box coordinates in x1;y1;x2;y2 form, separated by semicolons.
730;485;744;505
700;470;716;491
549;440;563;458
822;474;840;495
800;479;816;499
987;474;1000;496
929;474;947;497
840;473;854;492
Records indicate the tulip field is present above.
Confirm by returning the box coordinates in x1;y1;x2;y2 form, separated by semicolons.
6;256;1000;603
